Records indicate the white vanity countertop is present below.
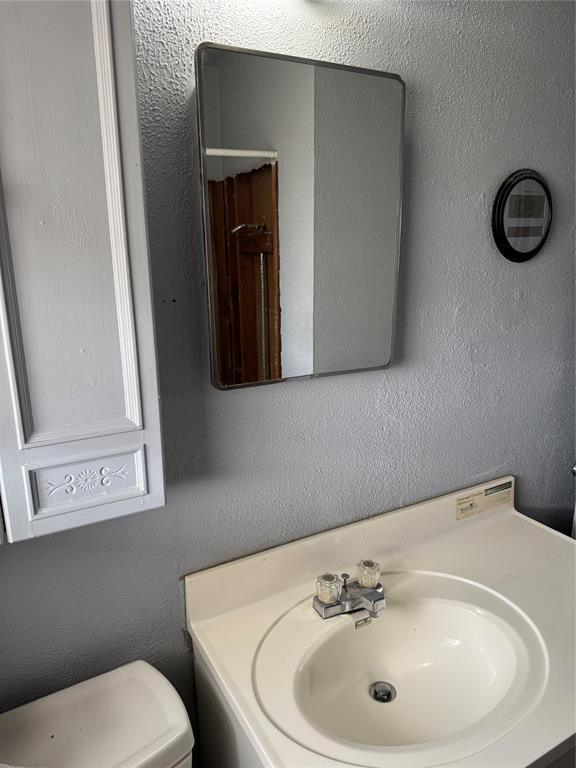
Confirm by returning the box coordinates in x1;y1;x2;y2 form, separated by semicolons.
185;477;575;768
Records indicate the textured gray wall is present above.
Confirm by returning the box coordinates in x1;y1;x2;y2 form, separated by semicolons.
0;0;574;738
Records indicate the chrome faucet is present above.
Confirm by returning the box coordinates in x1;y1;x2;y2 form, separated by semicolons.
313;560;386;619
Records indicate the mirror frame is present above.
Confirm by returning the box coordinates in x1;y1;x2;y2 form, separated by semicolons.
195;42;405;390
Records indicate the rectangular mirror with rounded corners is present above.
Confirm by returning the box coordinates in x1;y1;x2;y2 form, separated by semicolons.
196;43;405;389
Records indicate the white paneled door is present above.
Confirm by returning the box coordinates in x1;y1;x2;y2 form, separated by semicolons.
0;0;165;541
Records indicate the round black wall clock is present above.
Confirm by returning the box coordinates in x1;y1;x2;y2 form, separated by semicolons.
492;169;552;262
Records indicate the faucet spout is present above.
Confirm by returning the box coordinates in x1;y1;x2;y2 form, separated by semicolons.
359;589;386;618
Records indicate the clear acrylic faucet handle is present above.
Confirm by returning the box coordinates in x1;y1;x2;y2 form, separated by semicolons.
316;573;341;605
357;559;381;588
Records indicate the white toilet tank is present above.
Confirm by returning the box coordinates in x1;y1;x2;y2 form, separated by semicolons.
0;660;194;768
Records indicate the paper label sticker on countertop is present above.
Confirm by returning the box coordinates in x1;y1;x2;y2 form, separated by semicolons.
456;481;513;520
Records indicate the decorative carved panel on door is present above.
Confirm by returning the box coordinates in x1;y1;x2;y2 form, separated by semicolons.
0;0;165;541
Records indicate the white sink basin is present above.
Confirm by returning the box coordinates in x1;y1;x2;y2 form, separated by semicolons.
254;571;548;768
187;479;575;768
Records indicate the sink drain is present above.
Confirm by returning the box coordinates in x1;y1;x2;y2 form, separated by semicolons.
369;681;397;703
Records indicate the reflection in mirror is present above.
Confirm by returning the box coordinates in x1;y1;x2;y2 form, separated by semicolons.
196;44;404;388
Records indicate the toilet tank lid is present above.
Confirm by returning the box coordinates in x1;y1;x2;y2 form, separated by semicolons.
0;660;194;768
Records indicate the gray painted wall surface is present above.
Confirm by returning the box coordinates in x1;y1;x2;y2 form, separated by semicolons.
0;1;574;745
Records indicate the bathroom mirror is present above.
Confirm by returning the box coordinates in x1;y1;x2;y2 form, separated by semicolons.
196;44;405;388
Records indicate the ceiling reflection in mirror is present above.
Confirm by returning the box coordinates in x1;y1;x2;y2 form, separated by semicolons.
196;45;405;388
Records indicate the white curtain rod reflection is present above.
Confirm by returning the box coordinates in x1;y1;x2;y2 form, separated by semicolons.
206;148;278;159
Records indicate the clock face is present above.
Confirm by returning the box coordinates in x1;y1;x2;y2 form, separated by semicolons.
492;171;552;262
